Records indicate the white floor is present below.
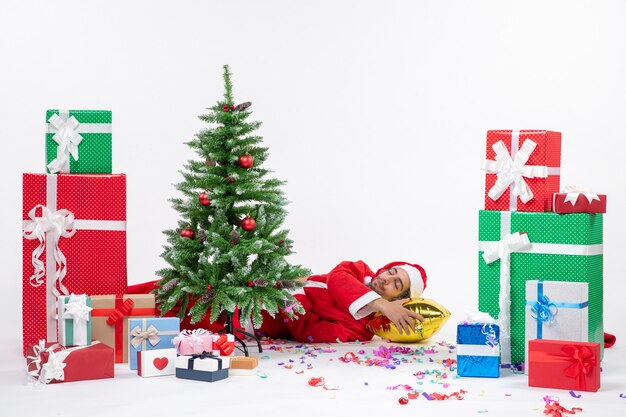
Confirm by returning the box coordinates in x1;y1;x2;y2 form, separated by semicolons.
1;327;624;417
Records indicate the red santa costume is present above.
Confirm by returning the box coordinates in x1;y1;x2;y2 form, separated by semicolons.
256;260;427;343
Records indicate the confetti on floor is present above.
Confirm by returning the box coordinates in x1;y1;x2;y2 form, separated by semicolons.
569;390;581;398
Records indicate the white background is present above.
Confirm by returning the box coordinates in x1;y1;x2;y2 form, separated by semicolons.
0;1;624;415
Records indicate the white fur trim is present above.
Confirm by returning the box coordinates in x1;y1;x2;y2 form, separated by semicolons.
350;291;382;320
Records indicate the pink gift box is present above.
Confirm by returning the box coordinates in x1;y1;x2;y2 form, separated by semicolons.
173;329;213;355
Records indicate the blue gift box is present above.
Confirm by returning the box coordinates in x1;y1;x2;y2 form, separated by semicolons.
456;323;500;378
128;317;180;370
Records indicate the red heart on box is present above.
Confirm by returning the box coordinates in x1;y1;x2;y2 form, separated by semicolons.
153;357;169;371
215;334;234;356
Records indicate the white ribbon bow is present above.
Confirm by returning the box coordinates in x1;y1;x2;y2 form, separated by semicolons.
22;205;76;294
482;140;548;204
172;329;211;351
41;350;67;383
563;185;600;205
481;232;532;264
62;294;92;326
47;114;83;174
26;340;66;384
130;325;161;348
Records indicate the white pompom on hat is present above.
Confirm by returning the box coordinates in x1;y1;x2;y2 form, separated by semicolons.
375;261;427;299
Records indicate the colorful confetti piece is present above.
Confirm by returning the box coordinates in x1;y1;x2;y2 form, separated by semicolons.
569;391;581;398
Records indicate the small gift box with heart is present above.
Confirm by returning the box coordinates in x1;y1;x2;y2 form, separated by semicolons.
175;352;230;382
525;280;589;373
456;318;500;378
45;109;112;174
57;294;92;347
481;130;561;212
138;348;176;377
26;340;114;384
553;186;607;214
528;339;600;392
172;329;214;355
127;317;180;370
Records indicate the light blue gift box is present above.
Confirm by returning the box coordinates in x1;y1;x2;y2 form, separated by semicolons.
128;317;180;370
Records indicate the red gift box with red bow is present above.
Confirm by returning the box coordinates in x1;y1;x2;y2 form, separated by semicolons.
528;339;600;392
213;333;235;356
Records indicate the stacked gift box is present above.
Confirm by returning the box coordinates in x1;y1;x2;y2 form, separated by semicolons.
171;329;236;382
470;129;604;391
21;111;256;384
22;110;130;383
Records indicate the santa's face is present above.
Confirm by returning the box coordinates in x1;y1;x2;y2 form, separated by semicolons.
369;267;410;300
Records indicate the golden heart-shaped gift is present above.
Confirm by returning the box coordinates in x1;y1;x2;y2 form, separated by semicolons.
366;298;451;343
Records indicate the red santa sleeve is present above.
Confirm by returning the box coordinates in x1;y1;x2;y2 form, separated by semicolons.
326;260;381;320
282;293;374;343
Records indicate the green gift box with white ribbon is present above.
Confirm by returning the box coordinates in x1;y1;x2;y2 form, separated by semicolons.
46;110;112;174
478;210;603;365
57;294;92;347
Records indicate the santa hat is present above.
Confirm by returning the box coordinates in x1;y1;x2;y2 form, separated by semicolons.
375;261;427;299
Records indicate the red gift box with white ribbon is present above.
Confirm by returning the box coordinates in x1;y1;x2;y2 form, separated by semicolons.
482;130;561;212
553;186;607;214
26;340;114;384
22;173;127;355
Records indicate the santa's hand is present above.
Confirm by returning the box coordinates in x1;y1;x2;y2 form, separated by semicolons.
373;298;425;335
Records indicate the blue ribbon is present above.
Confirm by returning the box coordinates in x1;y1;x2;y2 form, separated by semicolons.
526;281;589;338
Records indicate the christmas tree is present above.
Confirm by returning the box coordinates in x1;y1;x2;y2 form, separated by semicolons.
155;65;310;331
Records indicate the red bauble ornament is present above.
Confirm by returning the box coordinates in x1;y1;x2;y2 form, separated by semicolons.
398;397;409;405
223;105;229;112
230;105;235;110
239;154;254;169
206;284;212;291
273;282;281;288
198;192;211;206
241;217;256;231
225;176;235;183
180;228;195;239
246;280;254;287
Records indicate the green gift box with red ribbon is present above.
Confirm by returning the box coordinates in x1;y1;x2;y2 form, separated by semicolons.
478;210;603;366
91;294;155;363
528;339;600;392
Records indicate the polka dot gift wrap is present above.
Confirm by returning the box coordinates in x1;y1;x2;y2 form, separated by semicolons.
22;173;127;356
45;110;113;174
483;130;561;212
477;210;603;366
